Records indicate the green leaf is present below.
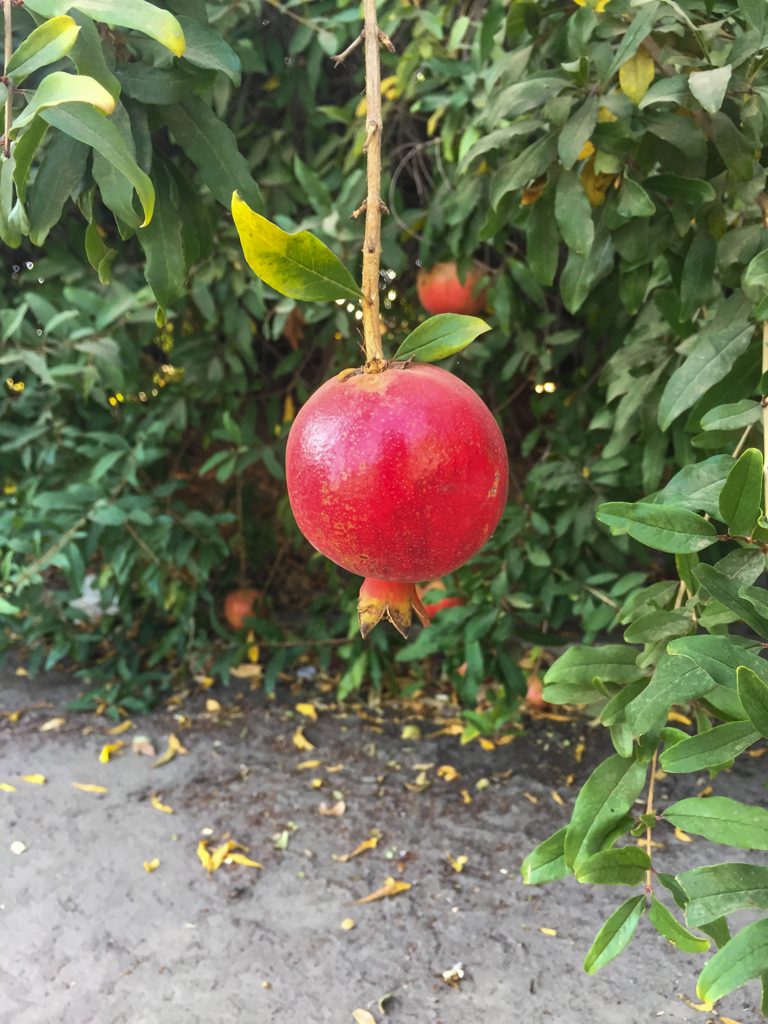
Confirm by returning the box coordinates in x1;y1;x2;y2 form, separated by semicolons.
606;1;660;77
559;216;615;313
658;317;755;430
23;0;185;56
625;654;715;735
694;564;768;637
457;121;544;174
521;827;572;884
744;248;768;292
648;896;709;952
41;102;154;225
600;678;650;727
12;117;49;203
700;400;761;432
393;314;491;363
162;96;263;214
138;162;185;315
688;66;732;115
558;95;598;170
697;918;768;1004
11;72;116;136
575;847;650;886
26;128;88;246
711;110;755;181
564;754;647;870
597;501;717;554
719;448;763;536
623;609;691;645
91;101;142;232
644;173;716;205
679;862;768;927
526;184;558;286
543;644;645;692
616;177;656;219
67;11;120;100
668;634;768;690
555;169;594;257
656;455;733;517
177;15;240;84
293;155;332;216
680;227;717;321
84;220;116;284
659;721;759;773
0;596;21;614
737;665;768;739
232;194;362;302
6;15;80;83
116;64;196;105
665;796;768;850
489;132;558;208
583;895;645;975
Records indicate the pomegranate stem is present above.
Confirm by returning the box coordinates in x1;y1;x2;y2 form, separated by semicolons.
361;0;385;365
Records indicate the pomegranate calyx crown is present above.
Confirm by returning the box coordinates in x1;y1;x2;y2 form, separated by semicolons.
357;578;431;639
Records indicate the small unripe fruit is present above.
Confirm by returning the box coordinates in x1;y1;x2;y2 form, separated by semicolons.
224;588;261;630
416;261;487;316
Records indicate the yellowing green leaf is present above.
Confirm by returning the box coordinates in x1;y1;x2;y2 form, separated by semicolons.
12;72;115;136
22;0;185;56
619;47;655;105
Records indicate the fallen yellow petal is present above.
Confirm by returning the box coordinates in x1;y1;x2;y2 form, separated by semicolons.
230;662;263;678
496;734;515;746
675;827;693;843
143;858;160;873
678;993;714;1012
446;851;468;873
296;703;318;722
71;783;108;793
401;724;421;740
206;698;221;713
227;853;263;868
574;743;586;763
150;792;174;814
326;763;344;773
540;927;557;936
340;918;356;931
460;788;472;804
353;877;411;905
478;737;495;751
297;759;322;769
197;840;214;872
167;733;188;754
99;741;126;763
524;792;538;803
19;774;45;785
749;748;767;757
311;778;323;789
39;717;65;732
293;726;315;751
0;783;17;792
719;1017;743;1024
15;667;29;676
552;791;564;806
352;1011;376;1024
319;799;346;817
106;720;133;735
428;721;464;738
247;644;260;663
437;765;460;782
332;837;378;862
211;841;238;872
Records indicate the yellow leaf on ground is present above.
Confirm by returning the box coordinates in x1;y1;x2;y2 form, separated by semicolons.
19;774;45;785
675;827;693;843
297;759;322;769
230;662;262;678
211;840;242;872
150;792;174;814
0;783;17;792
428;721;464;738
353;877;411;905
574;743;585;763
319;799;346;817
293;726;315;751
749;748;767;757
552;791;564;806
697;786;713;798
333;837;378;863
99;741;126;763
446;851;468;873
678;993;714;1012
296;703;318;722
352;1011;376;1024
153;746;176;769
460;789;472;804
719;1017;743;1024
247;644;260;663
619;46;655;105
667;710;692;725
39;717;65;732
106;720;133;734
228;853;263;868
71;783;108;793
326;763;344;773
197;840;214;872
478;737;495;751
206;699;221;713
168;733;188;754
401;724;421;740
311;778;323;789
540;927;557;936
524;792;538;803
496;734;515;746
437;765;460;782
341;918;356;931
143;858;160;873
196;675;215;689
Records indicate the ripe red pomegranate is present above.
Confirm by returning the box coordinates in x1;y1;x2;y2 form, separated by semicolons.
224;588;261;630
416;261;488;316
286;364;508;637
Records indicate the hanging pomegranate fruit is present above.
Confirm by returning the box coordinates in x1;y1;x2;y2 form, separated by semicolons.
286;363;508;637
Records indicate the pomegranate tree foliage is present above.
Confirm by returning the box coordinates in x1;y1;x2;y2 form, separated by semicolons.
4;0;768;1001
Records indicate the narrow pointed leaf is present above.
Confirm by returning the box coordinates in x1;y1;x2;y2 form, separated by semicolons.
597;502;717;554
11;72;115;135
678;863;768;927
575;847;650;886
583;895;645;975
659;721;759;773
521;828;572;884
719;448;763;536
697;918;768;1004
394;314;491;363
22;0;185;56
6;15;80;83
664;796;768;849
648;896;710;952
564;754;647;870
737;665;768;738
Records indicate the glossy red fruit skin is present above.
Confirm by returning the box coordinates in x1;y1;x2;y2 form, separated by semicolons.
423;595;466;619
286;364;508;581
224;588;261;630
417;261;487;316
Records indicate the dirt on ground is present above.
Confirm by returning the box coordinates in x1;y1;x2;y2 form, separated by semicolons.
1;660;767;1024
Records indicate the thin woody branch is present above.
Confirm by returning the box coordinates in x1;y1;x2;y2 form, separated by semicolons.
360;0;385;364
3;0;12;157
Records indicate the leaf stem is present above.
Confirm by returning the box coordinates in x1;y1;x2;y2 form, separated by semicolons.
361;0;384;364
3;0;12;158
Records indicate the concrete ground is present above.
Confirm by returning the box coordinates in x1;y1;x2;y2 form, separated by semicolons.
1;661;767;1024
